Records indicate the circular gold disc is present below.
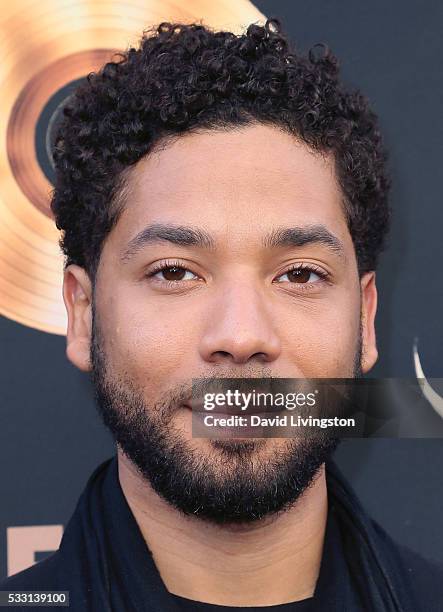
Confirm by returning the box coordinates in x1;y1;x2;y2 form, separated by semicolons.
0;0;265;335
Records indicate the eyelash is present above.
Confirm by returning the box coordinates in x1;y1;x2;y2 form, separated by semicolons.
146;259;330;291
277;263;330;288
147;260;201;288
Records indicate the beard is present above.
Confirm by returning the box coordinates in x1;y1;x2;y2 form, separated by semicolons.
91;305;363;525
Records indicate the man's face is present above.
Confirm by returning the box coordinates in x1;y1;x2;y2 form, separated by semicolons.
64;123;378;523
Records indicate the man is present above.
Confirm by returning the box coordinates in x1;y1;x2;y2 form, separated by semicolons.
1;18;442;611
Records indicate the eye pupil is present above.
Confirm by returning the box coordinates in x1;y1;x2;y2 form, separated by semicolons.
288;269;311;283
163;266;186;281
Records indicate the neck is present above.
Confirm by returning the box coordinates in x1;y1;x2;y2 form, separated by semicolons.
117;449;328;607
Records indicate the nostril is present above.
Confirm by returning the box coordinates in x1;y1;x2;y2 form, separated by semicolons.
210;350;270;365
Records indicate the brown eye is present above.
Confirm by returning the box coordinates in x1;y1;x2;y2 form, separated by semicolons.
161;266;188;281
148;262;200;285
275;266;325;285
286;268;312;283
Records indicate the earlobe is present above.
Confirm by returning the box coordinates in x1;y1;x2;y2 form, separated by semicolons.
360;271;378;374
63;265;93;372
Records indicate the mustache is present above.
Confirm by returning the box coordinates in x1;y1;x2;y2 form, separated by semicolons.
161;372;277;406
157;374;320;419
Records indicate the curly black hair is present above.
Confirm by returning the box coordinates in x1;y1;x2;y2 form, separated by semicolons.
51;19;391;281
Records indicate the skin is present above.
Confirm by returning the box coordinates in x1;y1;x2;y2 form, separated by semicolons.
62;123;378;605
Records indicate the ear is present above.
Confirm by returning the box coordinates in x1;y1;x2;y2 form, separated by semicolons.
360;271;378;374
63;264;93;372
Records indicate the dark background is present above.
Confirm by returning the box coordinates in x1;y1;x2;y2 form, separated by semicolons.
1;0;442;579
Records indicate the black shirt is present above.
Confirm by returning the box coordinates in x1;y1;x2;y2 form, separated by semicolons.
1;456;443;611
172;593;313;610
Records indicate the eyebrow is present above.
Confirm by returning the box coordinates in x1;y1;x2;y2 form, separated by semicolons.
262;225;345;259
120;223;345;263
121;224;216;262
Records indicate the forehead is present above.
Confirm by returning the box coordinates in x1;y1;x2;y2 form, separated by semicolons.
113;124;350;249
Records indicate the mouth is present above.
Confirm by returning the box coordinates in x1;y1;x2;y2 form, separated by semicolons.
183;402;243;415
183;401;284;416
188;408;268;440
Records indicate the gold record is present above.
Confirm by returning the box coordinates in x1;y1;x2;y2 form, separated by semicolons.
0;0;265;335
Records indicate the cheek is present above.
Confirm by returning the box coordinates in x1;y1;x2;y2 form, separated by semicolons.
102;290;200;384
279;294;360;377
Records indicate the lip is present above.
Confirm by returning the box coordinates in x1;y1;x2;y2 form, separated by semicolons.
189;409;268;439
183;403;239;415
183;403;282;418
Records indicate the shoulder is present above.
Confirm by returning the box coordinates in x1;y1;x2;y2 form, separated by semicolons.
372;519;443;605
396;544;443;610
0;552;61;591
396;542;443;595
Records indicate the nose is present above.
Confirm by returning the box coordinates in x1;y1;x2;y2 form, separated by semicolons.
198;280;281;366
